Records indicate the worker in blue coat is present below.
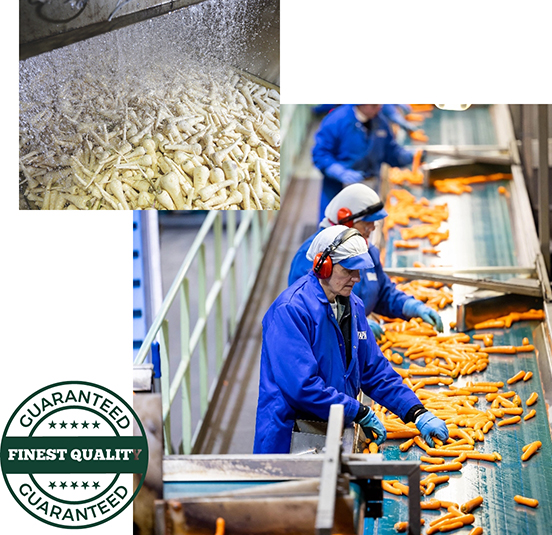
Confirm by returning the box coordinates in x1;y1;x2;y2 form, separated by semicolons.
312;104;416;219
288;184;443;339
253;225;449;454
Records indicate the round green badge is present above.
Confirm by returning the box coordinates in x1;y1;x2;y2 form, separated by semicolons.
1;381;148;528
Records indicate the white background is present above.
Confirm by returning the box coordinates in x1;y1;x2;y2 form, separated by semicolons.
3;0;552;532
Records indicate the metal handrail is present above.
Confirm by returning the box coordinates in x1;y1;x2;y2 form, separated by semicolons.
134;210;275;453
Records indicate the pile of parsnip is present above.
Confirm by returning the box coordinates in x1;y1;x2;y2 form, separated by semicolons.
19;67;280;210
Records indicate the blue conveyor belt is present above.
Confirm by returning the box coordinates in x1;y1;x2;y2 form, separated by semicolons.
365;323;552;535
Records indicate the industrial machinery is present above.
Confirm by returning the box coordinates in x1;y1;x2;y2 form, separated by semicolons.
132;105;552;535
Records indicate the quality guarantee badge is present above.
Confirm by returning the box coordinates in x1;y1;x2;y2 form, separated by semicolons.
1;381;148;529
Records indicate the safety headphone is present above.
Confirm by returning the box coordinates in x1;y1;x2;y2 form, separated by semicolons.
313;228;362;279
336;201;385;228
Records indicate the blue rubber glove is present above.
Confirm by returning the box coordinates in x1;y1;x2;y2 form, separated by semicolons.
402;299;444;332
326;163;363;185
415;412;449;448
368;319;384;340
358;407;387;445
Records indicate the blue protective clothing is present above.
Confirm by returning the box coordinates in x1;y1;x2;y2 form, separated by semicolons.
402;299;444;332
288;230;412;320
253;272;423;453
358;407;387;445
312;105;414;218
415;411;449;448
381;104;416;133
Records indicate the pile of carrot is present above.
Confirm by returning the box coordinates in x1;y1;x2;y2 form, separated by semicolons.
474;309;545;330
389;167;424;186
394;279;454;311
383;188;449;237
433;173;513;195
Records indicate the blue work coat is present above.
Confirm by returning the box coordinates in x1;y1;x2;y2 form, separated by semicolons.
312;105;414;218
288;230;411;320
253;272;422;453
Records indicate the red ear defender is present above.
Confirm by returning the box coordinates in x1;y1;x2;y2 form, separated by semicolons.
313;252;333;279
337;207;354;228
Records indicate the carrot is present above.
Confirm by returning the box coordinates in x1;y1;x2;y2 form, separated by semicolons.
387;430;420;439
523;371;533;381
421;498;441;509
524;409;536;421
502;408;523;415
392;481;409;495
507;370;526;384
394;519;425;532
521;440;541;461
420;461;463;472
399;438;415;452
461;496;483;513
526;392;538;406
369;442;378;454
424;481;436;495
516;345;535;352
382;481;402;495
497;416;521;427
514;495;538;507
481;346;517;354
435;520;464;532
394;240;420;249
421;456;445;464
215;517;225;535
465;452;501;462
522;337;530;345
474;319;505;330
469;528;483;535
465;385;498;393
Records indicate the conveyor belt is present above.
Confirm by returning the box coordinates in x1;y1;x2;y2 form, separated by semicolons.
386;179;517;274
403;105;497;147
375;105;552;533
366;323;552;535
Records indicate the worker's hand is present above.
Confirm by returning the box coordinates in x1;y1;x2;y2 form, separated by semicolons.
357;407;387;445
402;299;444;332
326;163;363;185
368;319;384;340
415;412;449;448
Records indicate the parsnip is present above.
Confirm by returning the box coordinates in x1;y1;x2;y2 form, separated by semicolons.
160;172;185;210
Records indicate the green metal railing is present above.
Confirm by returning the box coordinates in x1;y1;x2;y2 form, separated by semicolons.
134;210;275;454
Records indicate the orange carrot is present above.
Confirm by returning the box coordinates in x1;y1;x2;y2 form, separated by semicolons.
421;456;445;464
461;496;483;513
392;481;409;495
420;461;463;472
523;371;533;381
482;346;517;354
399;438;415;452
215;517;225;535
522;337;530;345
421;498;441;509
514;495;538;507
469;528;483;535
369;442;378;454
474;319;505;330
521;440;541;461
497;416;521;426
524;409;536;421
526;392;538;406
516;344;535;352
382;481;402;495
507;370;525;384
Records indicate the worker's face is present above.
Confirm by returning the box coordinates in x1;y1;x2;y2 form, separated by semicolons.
357;105;382;119
353;220;376;240
323;264;361;300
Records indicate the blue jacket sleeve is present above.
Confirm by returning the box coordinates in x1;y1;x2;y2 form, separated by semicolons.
377;116;414;168
382;104;414;132
356;313;422;420
264;303;361;424
312;110;346;176
369;245;412;319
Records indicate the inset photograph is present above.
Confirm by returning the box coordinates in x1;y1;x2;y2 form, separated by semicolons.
19;0;280;210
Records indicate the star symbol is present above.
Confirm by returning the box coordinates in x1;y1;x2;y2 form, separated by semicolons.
48;481;56;489
49;421;56;429
70;481;78;489
81;481;89;489
70;421;78;429
59;482;67;489
92;482;100;489
59;421;67;429
92;421;100;429
81;421;89;429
